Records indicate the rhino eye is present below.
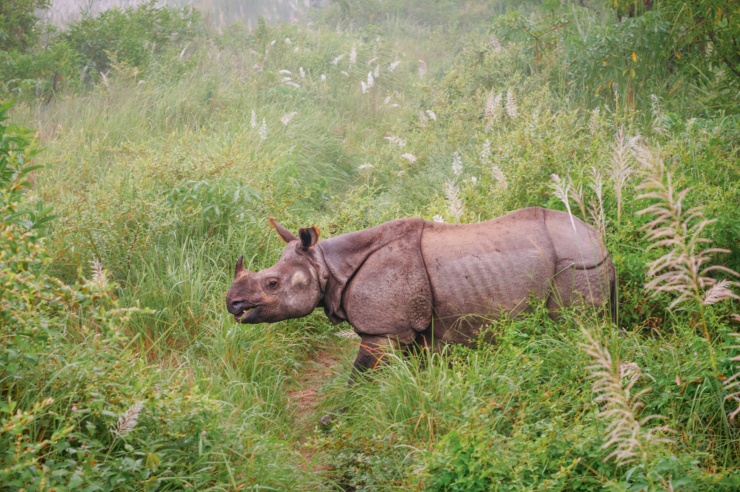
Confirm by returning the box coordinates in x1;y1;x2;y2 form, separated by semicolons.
265;278;280;291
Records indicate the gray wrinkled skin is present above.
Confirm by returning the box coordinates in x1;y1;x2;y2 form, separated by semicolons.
226;207;615;375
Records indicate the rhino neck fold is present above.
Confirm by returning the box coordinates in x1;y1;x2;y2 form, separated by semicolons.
316;218;425;325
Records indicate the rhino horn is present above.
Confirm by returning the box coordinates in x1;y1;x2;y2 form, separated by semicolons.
299;225;320;250
269;217;298;243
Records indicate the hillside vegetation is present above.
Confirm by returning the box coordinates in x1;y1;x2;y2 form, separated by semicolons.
2;0;739;489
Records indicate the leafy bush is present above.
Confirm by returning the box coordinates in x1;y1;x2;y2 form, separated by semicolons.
64;2;203;82
0;0;50;52
1;2;203;98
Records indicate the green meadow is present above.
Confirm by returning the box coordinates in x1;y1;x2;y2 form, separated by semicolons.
1;0;739;489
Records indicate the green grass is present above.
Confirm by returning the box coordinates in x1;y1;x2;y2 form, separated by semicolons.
3;0;740;489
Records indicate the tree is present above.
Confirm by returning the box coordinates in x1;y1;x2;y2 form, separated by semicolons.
0;0;50;52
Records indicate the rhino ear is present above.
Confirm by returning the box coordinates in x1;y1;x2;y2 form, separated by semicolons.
299;225;320;250
235;255;246;277
269;217;298;243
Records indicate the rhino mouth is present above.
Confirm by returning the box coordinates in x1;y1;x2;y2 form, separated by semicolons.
236;306;258;322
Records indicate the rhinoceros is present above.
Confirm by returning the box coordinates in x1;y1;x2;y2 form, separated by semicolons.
226;207;615;374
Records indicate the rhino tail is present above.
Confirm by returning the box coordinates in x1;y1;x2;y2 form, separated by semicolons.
610;271;618;326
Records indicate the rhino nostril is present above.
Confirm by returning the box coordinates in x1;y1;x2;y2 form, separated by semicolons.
230;300;246;313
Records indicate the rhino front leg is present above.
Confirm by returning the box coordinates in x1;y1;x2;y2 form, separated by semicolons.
349;335;397;384
320;335;400;427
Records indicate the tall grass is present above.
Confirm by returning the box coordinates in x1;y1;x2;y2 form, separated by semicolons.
5;0;740;489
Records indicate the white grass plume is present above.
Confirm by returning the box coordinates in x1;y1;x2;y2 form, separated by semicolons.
384;135;406;147
451;152;462;176
609;127;635;224
418;59;427;79
444;180;464;222
581;327;672;465
280;112;297;126
400;153;417;164
505;89;518;119
111;401;144;438
484;91;502;131
703;280;740;305
635;145;739;309
725;334;740;422
550;174;577;232
588;168;606;238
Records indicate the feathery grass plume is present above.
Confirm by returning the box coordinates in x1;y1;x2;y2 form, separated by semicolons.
361;81;368;94
388;60;401;72
373;64;380;78
488;35;502;53
418;110;429;127
491;165;507;190
609;127;635;225
111;401;144;438
726;334;740;421
505;89;518;119
418;59;427;79
650;94;666;135
444;180;464;222
258;118;268;142
90;256;108;289
321;73;326;83
278;69;292;75
635;145;739;310
331;54;343;65
358;163;374;171
250;110;257;129
349;45;357;66
384;135;406;147
451;152;462;176
433;214;444;223
400;153;417;164
284;81;300;89
280;112;297;126
426;110;437;121
100;71;110;88
299;67;305;78
703;280;740;305
567;174;587;220
589;107;601;135
581;327;672;465
588;168;606;238
612;81;620;110
367;72;375;89
550;174;577;232
484;92;502;131
480;140;491;164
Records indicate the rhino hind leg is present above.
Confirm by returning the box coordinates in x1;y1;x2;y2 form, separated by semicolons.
547;259;615;320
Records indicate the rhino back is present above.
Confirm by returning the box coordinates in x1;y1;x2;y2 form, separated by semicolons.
421;207;556;329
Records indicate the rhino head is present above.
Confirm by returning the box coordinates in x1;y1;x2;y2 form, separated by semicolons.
226;218;324;324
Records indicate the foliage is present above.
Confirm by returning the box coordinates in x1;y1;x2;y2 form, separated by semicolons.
1;2;202;99
3;0;740;488
64;2;203;81
0;0;50;52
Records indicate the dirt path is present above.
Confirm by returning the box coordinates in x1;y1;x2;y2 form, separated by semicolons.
288;348;342;432
287;342;350;476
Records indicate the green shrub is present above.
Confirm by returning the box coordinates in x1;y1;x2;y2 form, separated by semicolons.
64;2;203;82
